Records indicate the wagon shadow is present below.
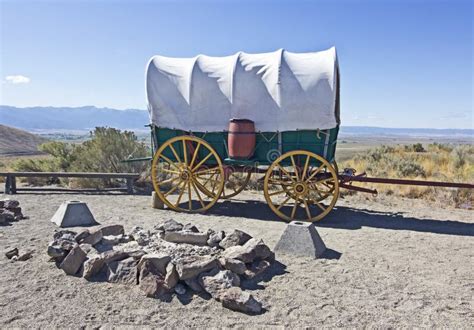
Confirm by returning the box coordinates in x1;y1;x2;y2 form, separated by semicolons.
209;199;474;237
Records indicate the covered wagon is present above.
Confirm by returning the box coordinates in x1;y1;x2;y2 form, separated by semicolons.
146;47;341;221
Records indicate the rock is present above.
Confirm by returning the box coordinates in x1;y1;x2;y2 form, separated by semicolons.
182;223;199;233
174;283;186;295
219;257;246;275
222;238;272;263
155;219;183;232
175;256;218;280
199;270;240;299
184;278;203;292
107;257;138;284
0;200;4;208
138;259;168;297
221;246;253;263
130;226;151;246
163;231;209;246
5;248;19;259
60;246;87;275
47;236;77;261
47;245;67;259
243;238;273;260
9;207;23;218
81;229;103;246
53;230;77;241
1;211;15;223
4;199;20;209
99;224;124;237
207;231;225;248
137;254;171;274
101;250;129;263
243;260;271;279
220;287;262;314
125;250;147;260
219;230;252;249
101;235;123;245
164;263;179;289
79;243;100;257
83;256;105;279
75;229;90;243
119;235;133;244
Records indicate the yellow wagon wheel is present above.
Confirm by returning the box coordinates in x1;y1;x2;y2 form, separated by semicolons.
221;169;252;199
263;150;339;222
151;136;224;213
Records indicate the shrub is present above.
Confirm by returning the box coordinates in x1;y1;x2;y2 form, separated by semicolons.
10;127;150;188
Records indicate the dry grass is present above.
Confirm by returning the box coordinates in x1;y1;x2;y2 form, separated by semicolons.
339;143;474;209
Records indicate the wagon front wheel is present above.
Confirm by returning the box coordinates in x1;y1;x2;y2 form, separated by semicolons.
151;136;224;213
263;150;339;222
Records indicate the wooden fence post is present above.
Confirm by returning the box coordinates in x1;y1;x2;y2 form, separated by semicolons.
11;176;17;194
126;178;134;194
5;175;12;194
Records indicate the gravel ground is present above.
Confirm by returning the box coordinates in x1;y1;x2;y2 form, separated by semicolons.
0;191;473;328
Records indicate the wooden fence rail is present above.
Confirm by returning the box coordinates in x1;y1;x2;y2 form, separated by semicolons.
0;172;140;195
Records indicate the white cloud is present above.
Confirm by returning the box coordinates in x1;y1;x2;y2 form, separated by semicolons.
4;75;31;84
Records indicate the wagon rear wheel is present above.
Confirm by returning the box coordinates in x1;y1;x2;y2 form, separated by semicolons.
263;150;339;222
151;136;224;213
221;169;251;199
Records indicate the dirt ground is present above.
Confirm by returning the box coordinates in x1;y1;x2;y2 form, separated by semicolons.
0;191;473;328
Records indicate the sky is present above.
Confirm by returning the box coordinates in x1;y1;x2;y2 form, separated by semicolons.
0;0;472;129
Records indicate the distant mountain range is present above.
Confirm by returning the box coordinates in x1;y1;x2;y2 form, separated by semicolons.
0;105;149;130
1;105;472;137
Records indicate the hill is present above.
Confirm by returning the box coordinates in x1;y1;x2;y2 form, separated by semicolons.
0;124;48;156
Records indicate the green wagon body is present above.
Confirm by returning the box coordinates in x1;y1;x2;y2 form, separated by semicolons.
150;125;339;167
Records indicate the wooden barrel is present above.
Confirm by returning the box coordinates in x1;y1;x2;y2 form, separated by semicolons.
228;119;256;159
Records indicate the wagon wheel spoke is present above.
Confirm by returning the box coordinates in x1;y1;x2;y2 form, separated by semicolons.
175;181;187;206
187;180;192;210
290;155;300;181
192;152;213;172
268;189;286;197
303;199;312;220
161;168;180;175
164;179;184;197
168;143;183;167
302;155;310;180
276;196;292;211
182;139;188;166
305;164;324;183
189;142;201;169
191;179;206;208
159;154;181;171
290;201;298;219
158;176;181;186
276;164;296;183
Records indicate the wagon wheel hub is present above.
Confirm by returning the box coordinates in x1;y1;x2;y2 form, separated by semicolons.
180;169;192;181
293;182;308;196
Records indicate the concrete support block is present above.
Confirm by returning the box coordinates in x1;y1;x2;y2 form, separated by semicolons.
51;201;98;227
274;221;326;258
151;191;164;209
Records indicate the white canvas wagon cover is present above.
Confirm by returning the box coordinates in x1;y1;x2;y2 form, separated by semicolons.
146;47;340;132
